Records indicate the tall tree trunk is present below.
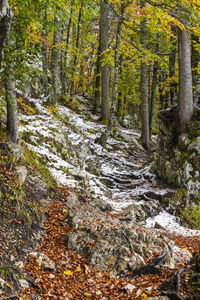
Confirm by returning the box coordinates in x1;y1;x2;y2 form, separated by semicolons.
169;26;177;105
149;35;159;138
42;9;48;97
149;59;158;138
100;0;110;122
108;4;124;128
50;13;61;104
0;0;11;68
61;2;73;95
93;43;101;115
140;0;150;151
70;2;82;98
178;24;193;133
99;2;124;146
117;55;123;117
5;67;18;143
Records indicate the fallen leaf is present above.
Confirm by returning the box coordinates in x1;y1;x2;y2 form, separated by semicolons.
64;270;73;275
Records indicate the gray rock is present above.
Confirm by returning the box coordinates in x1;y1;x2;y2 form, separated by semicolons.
65;201;191;276
7;142;22;162
123;283;136;293
15;166;28;184
0;278;5;288
34;253;55;270
18;279;29;289
178;133;190;148
188;137;200;154
24;172;48;201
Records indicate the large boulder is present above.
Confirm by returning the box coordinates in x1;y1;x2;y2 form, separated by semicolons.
153;106;200;199
65;194;191;276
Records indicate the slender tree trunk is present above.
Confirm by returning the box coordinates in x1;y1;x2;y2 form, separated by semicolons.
117;55;123;117
93;43;101;114
70;2;82;98
0;0;11;68
50;13;61;104
61;2;73;95
42;9;48;97
169;26;177;105
5;68;18;143
149;59;158;137
108;4;124;128
100;0;110;122
140;0;150;151
99;2;124;146
178;25;193;133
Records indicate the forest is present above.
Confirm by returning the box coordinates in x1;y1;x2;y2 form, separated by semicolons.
0;0;200;299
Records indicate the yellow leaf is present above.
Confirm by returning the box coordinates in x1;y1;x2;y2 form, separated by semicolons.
64;270;73;275
62;209;68;213
84;292;89;296
75;268;82;272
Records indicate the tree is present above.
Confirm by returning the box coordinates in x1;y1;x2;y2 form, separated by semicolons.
178;22;193;133
140;0;150;151
0;0;11;68
50;13;61;104
100;0;110;122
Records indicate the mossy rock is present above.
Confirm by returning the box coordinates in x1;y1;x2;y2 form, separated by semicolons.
187;107;200;139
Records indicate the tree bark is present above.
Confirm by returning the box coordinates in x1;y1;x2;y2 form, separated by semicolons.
178;25;193;133
100;0;110;122
169;26;177;105
99;2;124;146
140;0;150;151
93;43;101;115
61;1;73;95
70;1;82;98
0;0;11;68
149;59;158;138
50;13;61;104
5;67;18;143
42;9;48;97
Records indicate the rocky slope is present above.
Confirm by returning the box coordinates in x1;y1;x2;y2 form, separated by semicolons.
0;93;199;299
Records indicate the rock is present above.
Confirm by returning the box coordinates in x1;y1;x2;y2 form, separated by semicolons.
188;137;200;154
24;172;48;201
65;201;191;276
7;142;22;162
90;199;112;212
18;279;29;289
65;192;79;207
36;253;55;270
14;261;24;269
122;283;136;294
15;166;28;184
178;133;190;149
0;278;5;288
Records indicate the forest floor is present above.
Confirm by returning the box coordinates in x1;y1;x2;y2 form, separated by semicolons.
0;94;200;299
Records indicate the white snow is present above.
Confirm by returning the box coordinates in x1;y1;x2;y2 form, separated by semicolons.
18;93;200;238
146;211;200;236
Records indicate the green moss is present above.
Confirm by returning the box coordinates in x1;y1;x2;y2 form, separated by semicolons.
87;128;95;134
58;95;83;112
181;201;200;229
187;107;200;139
179;151;190;167
22;146;57;188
